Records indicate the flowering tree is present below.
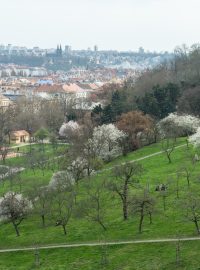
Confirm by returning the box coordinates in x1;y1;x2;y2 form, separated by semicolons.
0;192;31;236
67;157;90;183
49;171;75;191
87;124;126;162
59;121;80;142
158;113;200;138
189;127;200;147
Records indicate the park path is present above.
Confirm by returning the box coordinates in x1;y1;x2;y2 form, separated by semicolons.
0;236;199;253
101;143;187;173
124;143;186;164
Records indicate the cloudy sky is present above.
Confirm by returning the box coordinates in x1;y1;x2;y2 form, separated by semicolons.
1;0;200;51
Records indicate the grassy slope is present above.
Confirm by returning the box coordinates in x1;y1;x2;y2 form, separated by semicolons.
1;138;200;269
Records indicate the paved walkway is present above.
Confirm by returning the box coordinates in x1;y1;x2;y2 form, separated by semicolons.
0;236;199;253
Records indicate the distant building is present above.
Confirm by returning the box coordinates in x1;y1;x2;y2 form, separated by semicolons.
46;45;62;58
10;130;30;144
0;94;13;108
65;45;71;54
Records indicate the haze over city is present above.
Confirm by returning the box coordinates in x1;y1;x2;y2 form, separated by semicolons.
1;0;200;51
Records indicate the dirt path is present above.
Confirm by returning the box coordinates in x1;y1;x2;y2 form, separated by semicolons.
101;143;187;172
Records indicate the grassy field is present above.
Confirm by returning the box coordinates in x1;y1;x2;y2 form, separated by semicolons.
1;138;200;269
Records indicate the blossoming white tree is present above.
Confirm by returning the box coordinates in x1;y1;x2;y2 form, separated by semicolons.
158;113;200;138
59;121;80;141
189;127;200;147
49;171;75;191
87;124;127;162
0;192;31;236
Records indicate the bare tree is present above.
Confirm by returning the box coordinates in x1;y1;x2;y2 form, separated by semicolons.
0;144;9;164
79;180;108;231
162;138;176;164
183;193;200;234
130;190;155;233
28;185;52;228
108;162;143;220
49;172;75;235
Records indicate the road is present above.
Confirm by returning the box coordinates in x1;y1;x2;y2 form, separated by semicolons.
0;236;200;253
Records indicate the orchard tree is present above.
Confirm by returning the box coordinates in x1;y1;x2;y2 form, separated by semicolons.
88;124;126;162
28;185;52;227
183;193;200;234
161;138;177;164
158;113;200;140
49;171;76;235
59;120;80;143
189;127;200;148
130;191;155;233
108;162;143;220
0;145;9;164
79;180;108;231
34;128;49;152
0;192;31;236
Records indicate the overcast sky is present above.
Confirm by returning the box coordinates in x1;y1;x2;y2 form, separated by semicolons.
1;0;200;52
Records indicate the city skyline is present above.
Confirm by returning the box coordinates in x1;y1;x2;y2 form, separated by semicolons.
1;0;200;52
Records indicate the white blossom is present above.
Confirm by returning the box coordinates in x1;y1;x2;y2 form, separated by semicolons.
87;124;127;162
189;127;200;147
158;113;200;138
48;171;75;190
59;121;80;137
0;192;32;221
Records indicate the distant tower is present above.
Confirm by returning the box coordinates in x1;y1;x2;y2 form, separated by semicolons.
56;45;59;56
94;45;98;52
56;44;62;56
60;44;62;55
65;45;71;54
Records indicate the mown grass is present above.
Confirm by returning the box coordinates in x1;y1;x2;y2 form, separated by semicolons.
0;241;200;269
0;138;200;269
0;143;66;168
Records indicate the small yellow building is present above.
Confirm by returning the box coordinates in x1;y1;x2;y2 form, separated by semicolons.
0;94;12;108
10;130;30;144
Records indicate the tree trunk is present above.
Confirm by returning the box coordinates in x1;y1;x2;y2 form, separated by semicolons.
123;199;128;220
194;218;200;234
12;221;20;237
2;156;6;165
98;220;107;231
186;173;190;188
62;224;67;235
122;183;128;221
139;212;144;233
167;152;172;164
41;215;45;227
149;212;152;224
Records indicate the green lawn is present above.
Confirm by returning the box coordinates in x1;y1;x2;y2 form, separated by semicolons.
0;138;200;268
0;241;200;270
